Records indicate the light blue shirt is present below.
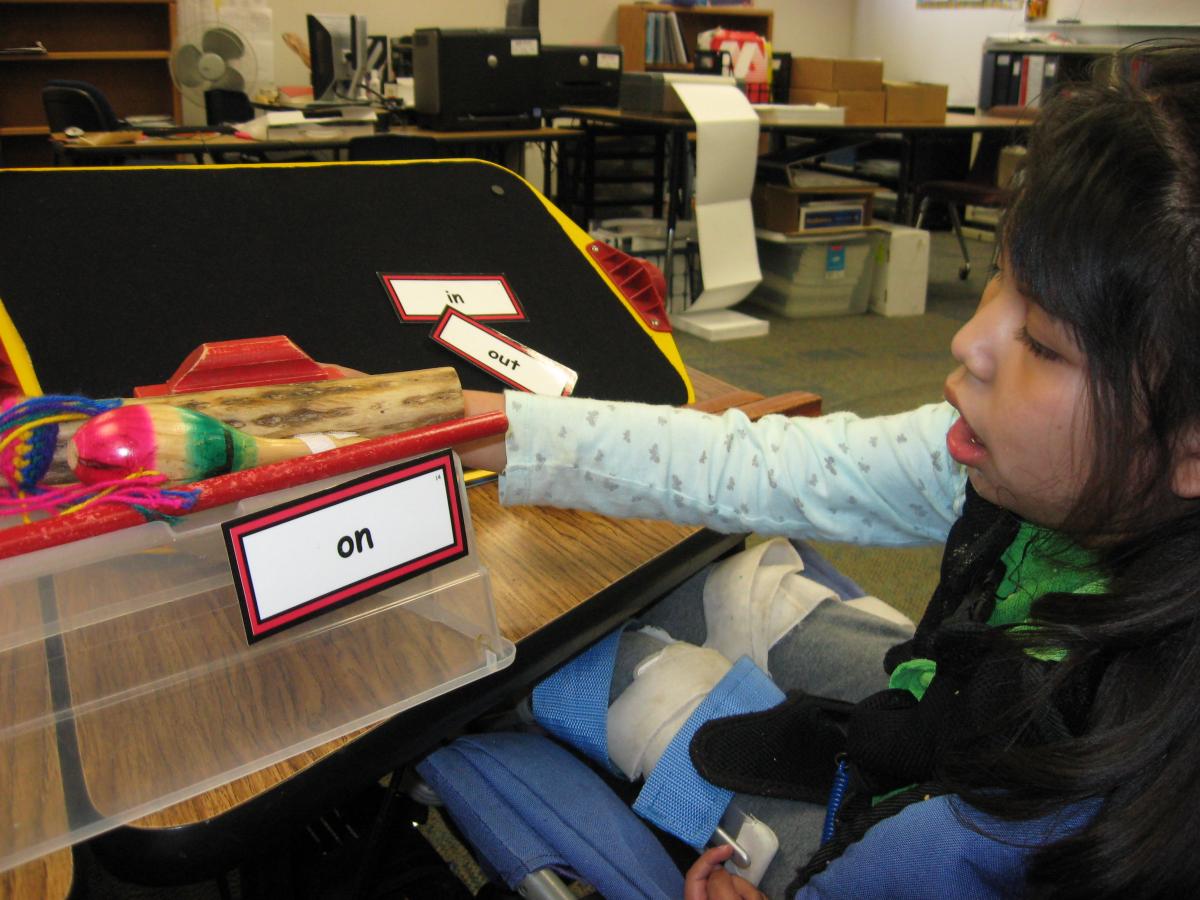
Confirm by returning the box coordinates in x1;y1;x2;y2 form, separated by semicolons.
499;393;966;547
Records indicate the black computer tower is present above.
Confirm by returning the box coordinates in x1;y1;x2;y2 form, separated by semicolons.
413;27;541;130
540;45;622;111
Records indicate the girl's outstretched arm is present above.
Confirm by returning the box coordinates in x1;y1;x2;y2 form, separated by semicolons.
685;846;767;900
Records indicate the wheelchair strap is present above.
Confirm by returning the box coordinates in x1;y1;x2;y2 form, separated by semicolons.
633;655;785;849
532;625;627;775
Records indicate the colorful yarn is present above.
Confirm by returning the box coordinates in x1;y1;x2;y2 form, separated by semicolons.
0;395;121;491
0;394;199;522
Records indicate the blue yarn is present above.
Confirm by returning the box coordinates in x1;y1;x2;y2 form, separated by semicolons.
1;395;122;491
821;758;850;846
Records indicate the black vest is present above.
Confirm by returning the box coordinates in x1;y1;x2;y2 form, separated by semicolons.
688;484;1099;887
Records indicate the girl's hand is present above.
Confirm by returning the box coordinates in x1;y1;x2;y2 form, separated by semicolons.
456;390;508;473
684;846;767;900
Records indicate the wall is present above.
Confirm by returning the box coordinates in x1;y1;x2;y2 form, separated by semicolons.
263;1;853;93
1041;0;1200;26
851;0;1026;107
852;0;1199;110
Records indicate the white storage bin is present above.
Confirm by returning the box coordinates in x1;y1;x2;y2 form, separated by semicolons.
747;230;881;318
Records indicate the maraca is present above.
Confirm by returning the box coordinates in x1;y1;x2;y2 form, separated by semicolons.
68;405;361;484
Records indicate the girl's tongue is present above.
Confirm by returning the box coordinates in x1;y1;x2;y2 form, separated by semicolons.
946;415;988;467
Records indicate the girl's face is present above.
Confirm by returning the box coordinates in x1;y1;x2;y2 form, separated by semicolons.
943;268;1092;527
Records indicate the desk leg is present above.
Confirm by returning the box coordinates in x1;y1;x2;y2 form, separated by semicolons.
898;135;916;226
663;128;689;315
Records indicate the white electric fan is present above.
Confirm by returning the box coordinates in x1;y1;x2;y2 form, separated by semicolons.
169;24;259;108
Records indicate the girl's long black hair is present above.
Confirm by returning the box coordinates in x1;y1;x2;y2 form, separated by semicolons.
940;43;1200;898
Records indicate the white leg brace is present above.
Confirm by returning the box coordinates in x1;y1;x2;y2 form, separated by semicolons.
607;640;731;781
702;538;834;675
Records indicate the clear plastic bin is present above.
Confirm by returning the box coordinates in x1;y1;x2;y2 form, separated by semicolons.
747;230;881;318
0;456;513;872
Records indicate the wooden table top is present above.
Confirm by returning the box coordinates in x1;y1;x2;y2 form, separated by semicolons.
561;106;1033;132
50;124;581;158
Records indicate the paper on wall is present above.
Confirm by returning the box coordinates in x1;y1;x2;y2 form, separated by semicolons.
669;79;763;311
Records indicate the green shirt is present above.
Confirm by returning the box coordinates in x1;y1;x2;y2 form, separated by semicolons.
889;522;1106;699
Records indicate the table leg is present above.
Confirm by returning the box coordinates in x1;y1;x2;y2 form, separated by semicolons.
663;128;688;315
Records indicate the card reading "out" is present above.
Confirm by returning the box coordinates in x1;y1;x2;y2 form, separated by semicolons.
431;307;578;396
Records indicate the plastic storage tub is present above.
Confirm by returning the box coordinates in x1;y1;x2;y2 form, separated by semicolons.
747;230;881;318
0;456;513;872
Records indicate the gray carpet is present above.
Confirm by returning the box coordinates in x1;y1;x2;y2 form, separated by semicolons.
74;230;993;898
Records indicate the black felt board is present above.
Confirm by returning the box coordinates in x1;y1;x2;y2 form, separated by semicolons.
0;162;689;403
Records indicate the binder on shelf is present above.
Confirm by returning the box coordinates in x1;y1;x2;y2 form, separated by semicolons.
667;12;687;65
992;52;1013;107
1023;53;1046;107
1008;54;1023;105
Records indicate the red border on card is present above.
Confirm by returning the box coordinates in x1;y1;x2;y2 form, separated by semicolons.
379;273;527;322
222;452;468;643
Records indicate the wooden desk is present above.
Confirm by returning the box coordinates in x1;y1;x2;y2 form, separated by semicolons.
0;852;72;900
32;374;817;884
50;125;581;180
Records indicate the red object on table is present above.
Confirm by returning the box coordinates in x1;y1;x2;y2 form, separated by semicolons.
134;335;345;397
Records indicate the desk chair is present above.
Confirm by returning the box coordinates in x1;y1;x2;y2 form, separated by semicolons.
42;80;124;133
348;133;444;161
42;79;192;165
913;135;1007;280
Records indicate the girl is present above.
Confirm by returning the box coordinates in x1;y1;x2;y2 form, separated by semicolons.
457;43;1200;898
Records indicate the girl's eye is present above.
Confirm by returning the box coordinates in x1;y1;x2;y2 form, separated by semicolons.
1017;325;1061;362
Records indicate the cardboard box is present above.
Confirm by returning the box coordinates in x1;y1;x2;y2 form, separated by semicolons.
753;179;877;235
792;56;884;92
789;87;885;125
996;144;1027;189
884;81;948;123
868;221;929;317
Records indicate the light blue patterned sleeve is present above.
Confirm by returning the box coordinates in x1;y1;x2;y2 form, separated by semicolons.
498;392;966;546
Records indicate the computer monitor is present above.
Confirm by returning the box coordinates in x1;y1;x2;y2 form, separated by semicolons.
505;0;538;28
307;13;368;103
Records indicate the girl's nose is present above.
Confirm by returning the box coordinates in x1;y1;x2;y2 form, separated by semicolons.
951;279;1005;382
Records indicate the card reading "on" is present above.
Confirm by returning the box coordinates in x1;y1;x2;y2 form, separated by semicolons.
431;308;578;396
222;452;468;643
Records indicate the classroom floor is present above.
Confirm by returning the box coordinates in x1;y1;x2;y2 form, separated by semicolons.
70;230;996;899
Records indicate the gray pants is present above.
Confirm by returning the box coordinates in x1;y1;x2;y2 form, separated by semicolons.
613;554;915;898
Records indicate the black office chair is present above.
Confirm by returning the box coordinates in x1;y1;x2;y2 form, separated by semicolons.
913;135;1008;280
347;133;445;161
42;79;126;133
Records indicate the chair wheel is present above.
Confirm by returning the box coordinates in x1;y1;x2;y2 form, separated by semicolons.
958;264;971;280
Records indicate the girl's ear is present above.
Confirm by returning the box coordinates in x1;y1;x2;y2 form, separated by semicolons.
1171;430;1200;498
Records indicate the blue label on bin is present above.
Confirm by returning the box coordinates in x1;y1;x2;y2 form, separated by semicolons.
826;245;847;280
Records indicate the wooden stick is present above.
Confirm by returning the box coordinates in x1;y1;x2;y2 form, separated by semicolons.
43;368;463;484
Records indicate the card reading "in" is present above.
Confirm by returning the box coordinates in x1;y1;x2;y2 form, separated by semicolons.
222;452;468;643
380;274;527;322
431;308;578;396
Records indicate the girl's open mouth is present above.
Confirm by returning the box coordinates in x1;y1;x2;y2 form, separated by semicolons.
946;415;988;467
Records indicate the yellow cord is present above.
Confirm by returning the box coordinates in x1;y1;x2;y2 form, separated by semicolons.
0;412;91;456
